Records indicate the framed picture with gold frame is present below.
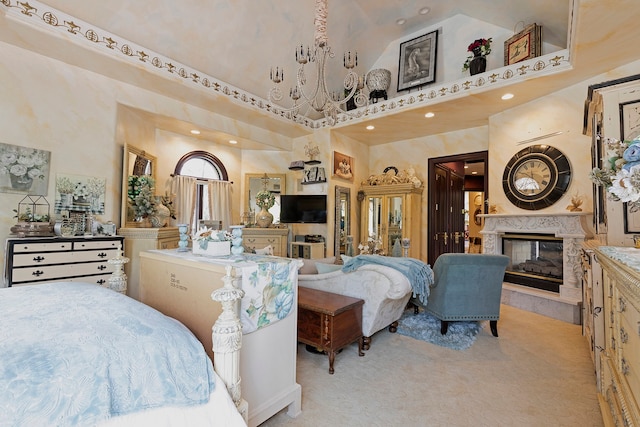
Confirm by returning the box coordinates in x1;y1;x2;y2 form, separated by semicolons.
332;151;354;182
504;23;542;65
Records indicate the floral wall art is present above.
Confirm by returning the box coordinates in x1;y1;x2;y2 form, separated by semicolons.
55;173;106;215
0;142;51;195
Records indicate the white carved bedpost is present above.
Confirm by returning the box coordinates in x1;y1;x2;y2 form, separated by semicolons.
211;265;248;422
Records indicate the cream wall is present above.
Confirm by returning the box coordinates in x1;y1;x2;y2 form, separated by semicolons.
2;35;640;268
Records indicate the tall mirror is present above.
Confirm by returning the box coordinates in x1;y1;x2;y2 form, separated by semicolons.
334;186;350;256
244;173;286;224
121;143;157;227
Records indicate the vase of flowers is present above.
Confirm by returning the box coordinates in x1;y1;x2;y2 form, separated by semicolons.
463;38;492;75
590;135;640;211
127;175;158;226
255;189;276;228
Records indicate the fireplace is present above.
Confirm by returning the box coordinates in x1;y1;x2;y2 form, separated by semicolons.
502;233;563;293
480;212;592;324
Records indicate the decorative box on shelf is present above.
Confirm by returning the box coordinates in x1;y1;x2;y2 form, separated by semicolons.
192;241;231;257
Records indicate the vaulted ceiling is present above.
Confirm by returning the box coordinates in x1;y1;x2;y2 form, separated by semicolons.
4;1;640;147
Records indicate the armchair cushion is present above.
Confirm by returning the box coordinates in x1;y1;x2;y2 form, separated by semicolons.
316;262;342;274
298;257;336;274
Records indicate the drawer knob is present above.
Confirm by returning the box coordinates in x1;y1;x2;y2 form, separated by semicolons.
620;327;628;344
33;256;45;263
97;252;107;258
32;270;44;277
618;297;626;313
621;358;629;376
97;265;107;271
97;279;106;285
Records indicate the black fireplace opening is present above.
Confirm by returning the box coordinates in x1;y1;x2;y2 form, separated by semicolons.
501;233;563;293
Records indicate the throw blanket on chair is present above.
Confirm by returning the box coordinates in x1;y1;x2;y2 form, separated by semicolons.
342;255;433;304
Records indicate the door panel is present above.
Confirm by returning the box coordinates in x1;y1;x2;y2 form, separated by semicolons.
430;165;449;265
428;152;488;266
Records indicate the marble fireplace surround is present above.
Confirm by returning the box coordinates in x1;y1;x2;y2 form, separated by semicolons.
480;212;593;324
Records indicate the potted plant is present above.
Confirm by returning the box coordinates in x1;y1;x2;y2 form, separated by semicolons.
255;189;276;228
127;175;158;225
462;37;492;75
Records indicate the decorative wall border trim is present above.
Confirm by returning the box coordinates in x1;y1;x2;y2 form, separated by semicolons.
2;0;571;130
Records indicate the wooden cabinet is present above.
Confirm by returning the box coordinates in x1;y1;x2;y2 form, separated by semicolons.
242;228;288;257
290;242;325;259
117;227;180;300
593;246;640;426
4;236;124;287
580;241;605;391
359;183;422;258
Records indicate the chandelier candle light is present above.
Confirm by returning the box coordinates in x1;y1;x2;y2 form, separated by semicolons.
268;0;368;125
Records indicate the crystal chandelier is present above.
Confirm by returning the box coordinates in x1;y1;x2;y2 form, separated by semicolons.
268;0;368;125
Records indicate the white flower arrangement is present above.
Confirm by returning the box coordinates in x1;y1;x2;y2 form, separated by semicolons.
192;227;232;250
56;176;75;194
358;235;385;255
0;145;47;179
590;135;640;210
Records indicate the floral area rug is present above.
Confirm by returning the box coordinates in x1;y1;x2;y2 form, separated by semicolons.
396;309;482;350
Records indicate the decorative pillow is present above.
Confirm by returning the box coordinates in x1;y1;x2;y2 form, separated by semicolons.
341;254;353;264
315;262;342;274
255;245;273;256
298;256;336;275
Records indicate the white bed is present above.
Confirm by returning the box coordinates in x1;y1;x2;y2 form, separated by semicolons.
0;281;247;426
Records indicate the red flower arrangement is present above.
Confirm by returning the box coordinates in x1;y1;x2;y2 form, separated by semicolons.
463;37;492;72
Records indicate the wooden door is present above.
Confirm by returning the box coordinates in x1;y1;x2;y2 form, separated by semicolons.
428;152;488;266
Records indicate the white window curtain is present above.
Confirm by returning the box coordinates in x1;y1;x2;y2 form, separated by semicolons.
170;175;197;231
207;180;232;230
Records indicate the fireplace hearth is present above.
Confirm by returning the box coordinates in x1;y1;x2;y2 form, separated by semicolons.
502;234;563;293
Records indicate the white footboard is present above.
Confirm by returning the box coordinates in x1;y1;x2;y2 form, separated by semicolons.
211;265;249;423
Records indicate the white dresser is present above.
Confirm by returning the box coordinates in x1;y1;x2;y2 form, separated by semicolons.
4;236;124;287
593;246;640;426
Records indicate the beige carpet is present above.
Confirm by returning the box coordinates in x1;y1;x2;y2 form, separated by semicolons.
260;304;603;427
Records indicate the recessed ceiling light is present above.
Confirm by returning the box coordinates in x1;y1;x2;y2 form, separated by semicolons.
424;112;435;118
396;18;406;25
472;171;478;175
419;7;430;15
190;129;201;135
229;140;238;144
501;93;514;100
366;125;375;130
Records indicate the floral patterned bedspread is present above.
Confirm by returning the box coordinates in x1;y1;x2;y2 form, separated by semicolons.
0;282;216;427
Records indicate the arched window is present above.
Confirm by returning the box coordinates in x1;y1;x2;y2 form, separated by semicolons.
174;151;229;224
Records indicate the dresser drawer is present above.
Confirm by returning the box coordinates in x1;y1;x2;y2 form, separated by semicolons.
11;274;113;287
11;262;111;283
12;241;72;253
13;251;73;267
158;238;180;250
73;239;122;250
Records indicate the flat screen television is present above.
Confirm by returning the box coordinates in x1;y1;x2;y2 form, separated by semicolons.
280;195;327;223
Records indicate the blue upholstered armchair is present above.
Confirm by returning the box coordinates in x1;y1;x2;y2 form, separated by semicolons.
411;253;509;337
